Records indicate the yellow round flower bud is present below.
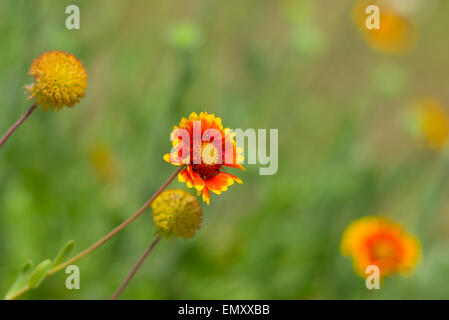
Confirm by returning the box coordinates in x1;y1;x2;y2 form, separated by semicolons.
151;189;202;239
26;51;87;112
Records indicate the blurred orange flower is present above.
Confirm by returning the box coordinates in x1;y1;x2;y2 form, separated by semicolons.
164;112;244;205
341;216;420;277
352;0;417;54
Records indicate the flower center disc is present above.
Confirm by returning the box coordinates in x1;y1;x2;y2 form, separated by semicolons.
192;143;221;180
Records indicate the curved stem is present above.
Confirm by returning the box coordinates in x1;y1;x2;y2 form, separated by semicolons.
6;167;182;300
111;236;161;300
0;104;37;148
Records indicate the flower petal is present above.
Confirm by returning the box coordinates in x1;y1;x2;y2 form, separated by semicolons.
202;187;210;205
219;172;243;184
163;153;172;163
205;172;238;194
187;166;205;191
178;169;194;189
223;163;246;171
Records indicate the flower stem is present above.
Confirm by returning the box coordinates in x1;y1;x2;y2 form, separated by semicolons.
5;167;182;300
0;104;37;148
111;236;161;300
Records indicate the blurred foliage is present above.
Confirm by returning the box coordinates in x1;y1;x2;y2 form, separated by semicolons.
1;0;449;299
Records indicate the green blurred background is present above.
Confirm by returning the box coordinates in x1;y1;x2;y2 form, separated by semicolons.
1;0;449;299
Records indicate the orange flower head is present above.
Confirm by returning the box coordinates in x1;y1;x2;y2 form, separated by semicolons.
352;0;417;54
26;51;87;111
341;216;420;277
164;112;245;205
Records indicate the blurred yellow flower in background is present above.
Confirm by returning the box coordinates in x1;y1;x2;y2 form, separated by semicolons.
413;98;449;151
89;143;120;183
352;0;417;54
341;216;420;277
151;189;202;239
26;51;87;111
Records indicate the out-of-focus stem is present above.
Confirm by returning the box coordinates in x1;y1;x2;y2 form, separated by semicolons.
111;236;161;300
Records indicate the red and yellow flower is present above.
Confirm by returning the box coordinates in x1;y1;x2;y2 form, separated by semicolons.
341;216;420;277
164;112;245;205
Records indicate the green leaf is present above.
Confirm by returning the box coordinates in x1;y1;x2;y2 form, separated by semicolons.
52;240;75;268
4;261;33;299
28;259;52;289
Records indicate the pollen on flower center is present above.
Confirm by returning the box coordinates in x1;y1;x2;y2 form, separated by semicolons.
190;142;222;180
201;143;219;165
